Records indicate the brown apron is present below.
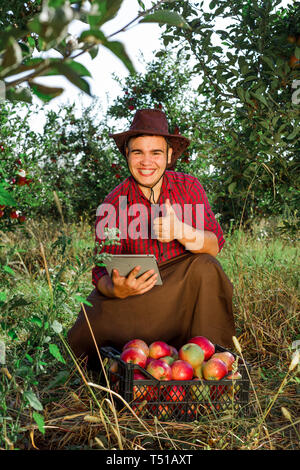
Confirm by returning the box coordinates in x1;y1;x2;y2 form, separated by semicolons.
67;252;236;368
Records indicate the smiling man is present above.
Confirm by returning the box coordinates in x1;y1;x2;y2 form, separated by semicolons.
67;109;236;368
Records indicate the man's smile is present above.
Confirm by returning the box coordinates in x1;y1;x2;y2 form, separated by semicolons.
137;168;156;177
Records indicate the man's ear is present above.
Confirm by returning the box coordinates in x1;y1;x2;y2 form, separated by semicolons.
167;146;173;165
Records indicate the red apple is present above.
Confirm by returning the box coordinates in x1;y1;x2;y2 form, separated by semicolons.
120;347;147;368
212;352;235;371
170;360;194;381
122;339;149;357
202;358;228;380
146;358;172;381
188;336;215;360
146;356;155;368
148;341;171;359
0;210;4;218
179;343;204;369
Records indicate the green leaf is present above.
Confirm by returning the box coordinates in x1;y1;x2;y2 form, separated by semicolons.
29;81;64;102
102;40;135;74
80;29;106;44
46;59;92;77
0;292;7;303
23;390;43;411
295;47;300;60
55;63;91;96
49;343;66;363
0;183;17;206
30;316;43;328
140;10;192;30
32;412;45;435
88;0;123;27
74;295;93;307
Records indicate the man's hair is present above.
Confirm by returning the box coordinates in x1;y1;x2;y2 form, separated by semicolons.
125;134;172;154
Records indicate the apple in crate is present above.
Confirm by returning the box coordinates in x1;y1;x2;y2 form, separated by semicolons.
188;336;215;361
122;339;149;357
149;341;171;359
202;358;228;380
212;351;235;371
179;343;204;368
120;347;147;368
146;358;172;381
170;360;194;380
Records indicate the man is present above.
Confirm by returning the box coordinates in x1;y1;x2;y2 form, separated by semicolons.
67;109;235;368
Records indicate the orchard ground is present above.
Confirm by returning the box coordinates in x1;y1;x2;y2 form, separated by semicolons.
0;215;299;450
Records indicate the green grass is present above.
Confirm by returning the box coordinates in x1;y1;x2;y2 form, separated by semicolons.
0;217;299;450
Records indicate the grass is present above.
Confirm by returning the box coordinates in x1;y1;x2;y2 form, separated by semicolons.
0;215;299;451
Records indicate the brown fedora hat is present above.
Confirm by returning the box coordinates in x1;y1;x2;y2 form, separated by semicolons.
109;109;190;168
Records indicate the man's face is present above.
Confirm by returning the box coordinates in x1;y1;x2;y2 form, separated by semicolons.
126;135;172;187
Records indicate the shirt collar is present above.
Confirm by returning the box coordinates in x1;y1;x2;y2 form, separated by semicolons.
128;172;172;205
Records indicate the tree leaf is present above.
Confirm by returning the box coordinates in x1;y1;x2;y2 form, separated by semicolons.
102;40;135;74
23;390;43;411
55;62;91;96
140;10;192;30
29;81;64;102
79;29;106;44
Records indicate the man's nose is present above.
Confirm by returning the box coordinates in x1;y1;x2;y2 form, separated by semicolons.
140;153;155;165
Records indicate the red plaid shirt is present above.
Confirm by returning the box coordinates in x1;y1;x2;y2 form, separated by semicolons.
92;171;225;287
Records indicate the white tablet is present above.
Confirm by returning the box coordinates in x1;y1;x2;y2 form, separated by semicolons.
104;254;163;286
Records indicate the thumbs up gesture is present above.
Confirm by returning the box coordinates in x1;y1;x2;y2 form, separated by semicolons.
153;199;182;243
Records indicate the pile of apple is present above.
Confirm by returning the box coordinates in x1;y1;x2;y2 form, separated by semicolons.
109;336;242;410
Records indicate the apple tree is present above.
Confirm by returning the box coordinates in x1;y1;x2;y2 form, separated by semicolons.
156;0;300;232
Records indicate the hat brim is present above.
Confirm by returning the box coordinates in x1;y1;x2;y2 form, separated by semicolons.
109;130;190;168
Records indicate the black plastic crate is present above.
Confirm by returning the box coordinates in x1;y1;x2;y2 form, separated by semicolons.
100;344;251;422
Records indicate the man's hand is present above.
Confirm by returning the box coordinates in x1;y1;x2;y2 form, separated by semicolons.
153;198;183;243
112;266;158;299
